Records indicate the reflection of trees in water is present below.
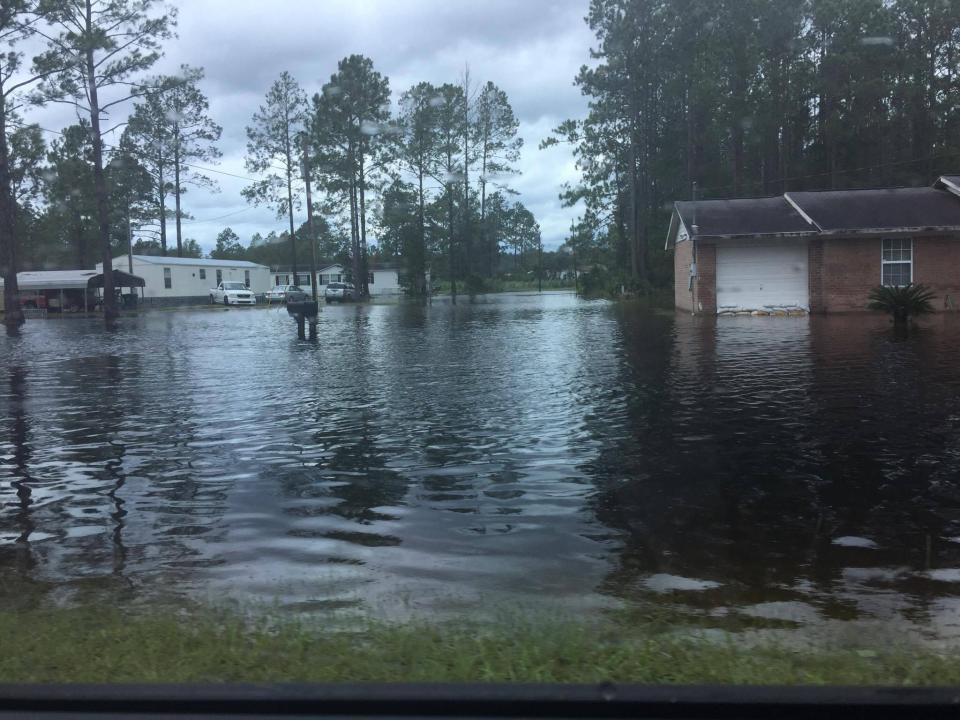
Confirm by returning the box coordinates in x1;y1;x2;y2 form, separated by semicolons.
130;339;231;572
0;367;37;575
584;314;831;606
301;421;408;526
807;318;960;569
278;310;409;541
0;339;230;599
586;311;960;616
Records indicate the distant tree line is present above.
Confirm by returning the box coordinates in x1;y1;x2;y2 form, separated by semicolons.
244;58;535;299
546;0;960;293
0;1;538;331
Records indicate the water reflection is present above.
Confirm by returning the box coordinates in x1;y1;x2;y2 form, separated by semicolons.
0;297;958;637
591;310;960;635
5;367;35;573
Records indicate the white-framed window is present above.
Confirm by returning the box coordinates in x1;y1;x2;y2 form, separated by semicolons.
244;270;250;288
881;238;912;287
216;269;222;285
199;268;206;280
163;267;172;289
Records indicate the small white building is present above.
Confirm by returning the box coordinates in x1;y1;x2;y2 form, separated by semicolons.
271;262;402;297
98;255;272;305
369;265;401;297
272;264;345;291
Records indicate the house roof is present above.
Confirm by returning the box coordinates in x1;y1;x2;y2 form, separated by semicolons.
785;187;960;234
15;270;99;290
667;180;960;248
271;263;342;273
124;254;268;269
87;269;145;288
673;197;815;240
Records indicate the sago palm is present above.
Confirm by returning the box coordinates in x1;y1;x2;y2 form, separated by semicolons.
867;283;936;321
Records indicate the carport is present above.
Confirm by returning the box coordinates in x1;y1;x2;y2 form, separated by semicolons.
15;270;99;313
87;269;146;309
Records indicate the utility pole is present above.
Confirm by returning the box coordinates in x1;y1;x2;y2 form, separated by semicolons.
127;204;134;275
301;135;319;303
537;238;543;293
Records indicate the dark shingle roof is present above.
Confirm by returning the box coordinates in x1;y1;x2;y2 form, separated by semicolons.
934;176;960;196
785;187;960;233
675;197;815;238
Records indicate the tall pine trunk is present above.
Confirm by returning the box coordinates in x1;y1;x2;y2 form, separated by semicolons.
173;124;183;256
158;154;167;255
462;104;471;279
74;211;85;267
284;121;297;281
349;165;361;302
358;147;369;297
84;3;116;324
0;92;23;332
447;182;456;303
417;159;426;295
482;178;492;276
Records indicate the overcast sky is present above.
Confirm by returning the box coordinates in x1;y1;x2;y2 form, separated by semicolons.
36;0;594;253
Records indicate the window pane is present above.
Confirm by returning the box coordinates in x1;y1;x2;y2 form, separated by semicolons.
883;262;910;286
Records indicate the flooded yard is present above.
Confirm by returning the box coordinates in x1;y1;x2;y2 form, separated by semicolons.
2;292;960;642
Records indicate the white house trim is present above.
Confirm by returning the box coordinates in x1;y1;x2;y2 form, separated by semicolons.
783;193;822;231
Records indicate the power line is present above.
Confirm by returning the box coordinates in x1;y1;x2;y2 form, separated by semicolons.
696;151;960;198
186;207;252;224
10;119;288;182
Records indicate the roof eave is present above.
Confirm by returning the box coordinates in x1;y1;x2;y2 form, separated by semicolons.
695;231;820;241
818;227;960;237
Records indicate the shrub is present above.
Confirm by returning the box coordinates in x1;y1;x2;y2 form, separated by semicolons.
867;284;936;321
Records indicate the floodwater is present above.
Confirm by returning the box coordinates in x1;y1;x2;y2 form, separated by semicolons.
2;292;960;640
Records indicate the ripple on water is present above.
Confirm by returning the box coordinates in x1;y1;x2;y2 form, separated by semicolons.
0;300;959;637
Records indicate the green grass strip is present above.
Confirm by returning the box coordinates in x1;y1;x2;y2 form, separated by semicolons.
0;608;956;684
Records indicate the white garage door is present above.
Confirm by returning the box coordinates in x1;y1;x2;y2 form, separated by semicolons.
716;241;808;311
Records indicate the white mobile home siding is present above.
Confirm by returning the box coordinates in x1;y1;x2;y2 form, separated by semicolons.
369;269;401;296
99;255;271;302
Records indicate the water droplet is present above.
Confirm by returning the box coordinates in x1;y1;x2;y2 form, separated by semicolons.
832;536;878;549
861;36;894;46
359;120;381;136
428;95;446;108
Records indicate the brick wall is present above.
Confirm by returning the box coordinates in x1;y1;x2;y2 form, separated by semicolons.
696;243;717;313
808;239;824;312
913;236;960;311
817;237;879;312
818;235;960;312
674;240;717;313
674;238;695;311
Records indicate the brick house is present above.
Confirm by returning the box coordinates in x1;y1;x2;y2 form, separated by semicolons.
666;177;960;314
